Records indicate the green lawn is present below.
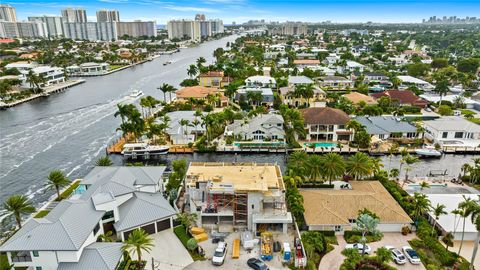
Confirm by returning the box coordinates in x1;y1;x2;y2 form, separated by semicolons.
173;225;205;261
34;210;50;218
109;65;126;70
55;180;81;201
467;118;480;125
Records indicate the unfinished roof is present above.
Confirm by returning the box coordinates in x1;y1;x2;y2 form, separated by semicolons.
186;162;284;192
300;181;412;226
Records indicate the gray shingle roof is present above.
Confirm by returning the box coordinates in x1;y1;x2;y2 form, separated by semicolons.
355;116;417;135
225;114;285;137
58;242;123;270
114;192;176;232
0;200;104;251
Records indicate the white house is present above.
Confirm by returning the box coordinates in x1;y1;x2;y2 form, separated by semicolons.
398;75;434;91
66;62;110;76
5;62;38;71
245;75;277;88
423;116;480;147
21;66;66;87
224;114;285;141
0;167;176;270
161;110;205;145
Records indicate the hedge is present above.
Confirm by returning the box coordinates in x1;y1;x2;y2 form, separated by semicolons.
34;210;50;218
344;231;383;244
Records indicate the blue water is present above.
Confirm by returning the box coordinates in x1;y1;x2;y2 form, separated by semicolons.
303;142;337;148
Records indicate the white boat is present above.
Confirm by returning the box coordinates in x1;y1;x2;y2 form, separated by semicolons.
163;60;173;66
449;85;464;93
415;146;442;157
121;143;169;157
128;90;143;98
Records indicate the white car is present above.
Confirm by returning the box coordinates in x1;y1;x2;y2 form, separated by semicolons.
384;246;407;264
402;246;421;264
212;242;227;266
345;243;372;254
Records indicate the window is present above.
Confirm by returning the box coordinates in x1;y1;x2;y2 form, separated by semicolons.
348;219;356;224
32;251;39;257
334;225;342;232
454;132;464;139
93;223;100;235
102;210;114;220
36;267;42;270
442;132;448;138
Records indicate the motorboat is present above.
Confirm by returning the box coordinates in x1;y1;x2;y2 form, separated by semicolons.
449;85;464;93
121;143;169;157
415;146;442;157
163;60;173;66
128;90;143;98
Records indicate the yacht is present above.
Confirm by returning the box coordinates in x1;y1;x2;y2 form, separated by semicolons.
121;143;169;157
163;60;173;66
415;146;442;157
128;90;143;98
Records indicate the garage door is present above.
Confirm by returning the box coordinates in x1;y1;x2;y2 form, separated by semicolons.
123;223;156;239
156;219;171;232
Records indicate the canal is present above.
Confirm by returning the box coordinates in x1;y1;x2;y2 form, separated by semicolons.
0;34;477;226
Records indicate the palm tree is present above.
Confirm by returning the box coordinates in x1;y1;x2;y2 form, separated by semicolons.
305;155;324;182
179;119;190;144
96;156;113;166
354;213;381;255
457;197;475;255
114;104;131;126
139;97;149;118
431;203;447;236
419;181;430;191
157;83;176;103
122;228;154;268
47;170;70;200
196;57;206;69
469;201;480;269
176;212;198;233
97;231;114;242
346;152;373;180
402;154;419;183
434;79;449;106
410;192;432;225
442;232;454;251
387;144;398;171
322;153;345;185
187;64;198;78
3;194;35;228
389;168;400;181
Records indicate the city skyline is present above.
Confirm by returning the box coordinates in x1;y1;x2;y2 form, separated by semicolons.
3;0;480;24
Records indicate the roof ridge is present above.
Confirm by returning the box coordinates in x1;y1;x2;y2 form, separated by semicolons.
135;192;175;213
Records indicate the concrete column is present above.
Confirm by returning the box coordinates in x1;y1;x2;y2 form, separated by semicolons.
283;223;287;234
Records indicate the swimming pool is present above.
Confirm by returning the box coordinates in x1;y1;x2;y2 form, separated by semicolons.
408;184;447;190
304;142;337;148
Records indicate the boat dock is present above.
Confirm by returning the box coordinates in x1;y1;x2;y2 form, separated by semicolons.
0;80;85;109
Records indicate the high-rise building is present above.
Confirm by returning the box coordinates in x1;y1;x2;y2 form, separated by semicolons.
0;5;17;22
195;14;206;21
63;22;117;41
116;21;156;37
167;16;223;42
96;9;120;22
282;23;308;36
61;8;87;23
0;21;47;38
28;16;64;38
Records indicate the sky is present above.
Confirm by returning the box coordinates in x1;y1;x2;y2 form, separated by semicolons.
5;0;480;25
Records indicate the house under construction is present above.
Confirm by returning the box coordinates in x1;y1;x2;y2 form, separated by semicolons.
186;162;292;234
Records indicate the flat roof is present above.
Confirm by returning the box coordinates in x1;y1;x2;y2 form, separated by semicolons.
186;162;284;192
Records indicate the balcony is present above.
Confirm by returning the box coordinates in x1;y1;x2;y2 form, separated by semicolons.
11;251;32;262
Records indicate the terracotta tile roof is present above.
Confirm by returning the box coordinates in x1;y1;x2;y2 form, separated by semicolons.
343;92;377;105
199;71;224;78
300;181;413;226
175;86;227;100
300;107;350;125
293;59;320;65
371;90;428;107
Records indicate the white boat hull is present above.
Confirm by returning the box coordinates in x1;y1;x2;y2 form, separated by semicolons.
415;149;442;157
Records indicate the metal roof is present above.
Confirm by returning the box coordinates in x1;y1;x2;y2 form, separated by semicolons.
114;192;176;232
57;242;123;270
355;116;417;135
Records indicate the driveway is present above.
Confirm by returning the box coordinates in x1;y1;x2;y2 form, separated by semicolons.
319;233;425;270
143;229;193;270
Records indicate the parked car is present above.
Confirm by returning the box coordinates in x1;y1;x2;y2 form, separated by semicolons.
384;246;407;264
345;243;372;254
247;258;269;270
212;242;227;266
402;246;421;264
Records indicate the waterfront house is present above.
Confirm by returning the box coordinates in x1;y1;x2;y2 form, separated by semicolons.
343;92;377;105
198;71;230;88
162;110;205;145
245;75;277;88
185;162;292;234
66;62;110;76
175;86;229;107
224;113;285;141
423;116;480;147
300;181;412;234
355;116;418;140
300;107;352;141
397;75;434;91
293;59;321;69
5;61;38;71
21;66;65;87
236;87;275;107
317;76;354;90
0;166;177;270
371;90;428;108
279;75;325;107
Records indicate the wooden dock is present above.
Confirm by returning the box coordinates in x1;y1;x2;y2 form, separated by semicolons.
169;146;194;153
